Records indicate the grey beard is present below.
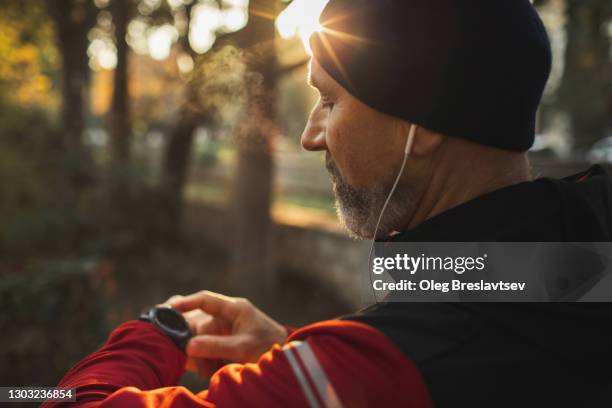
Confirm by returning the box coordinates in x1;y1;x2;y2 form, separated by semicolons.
325;153;413;240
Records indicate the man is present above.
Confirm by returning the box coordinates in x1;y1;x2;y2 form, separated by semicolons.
45;1;612;407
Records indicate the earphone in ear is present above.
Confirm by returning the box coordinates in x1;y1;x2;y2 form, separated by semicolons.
367;123;417;302
404;123;417;155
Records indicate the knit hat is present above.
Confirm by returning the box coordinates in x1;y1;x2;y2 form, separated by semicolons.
310;0;552;152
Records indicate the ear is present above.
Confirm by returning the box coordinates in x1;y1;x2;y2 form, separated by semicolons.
410;125;444;157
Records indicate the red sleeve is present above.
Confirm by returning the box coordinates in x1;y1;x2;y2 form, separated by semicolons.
41;321;187;408
288;320;432;408
43;320;432;407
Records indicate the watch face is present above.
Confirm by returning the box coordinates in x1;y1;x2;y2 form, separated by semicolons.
156;307;189;333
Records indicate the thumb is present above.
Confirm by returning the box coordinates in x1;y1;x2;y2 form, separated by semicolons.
187;334;251;362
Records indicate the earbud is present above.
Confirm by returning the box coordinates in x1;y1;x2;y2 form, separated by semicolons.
404;124;417;155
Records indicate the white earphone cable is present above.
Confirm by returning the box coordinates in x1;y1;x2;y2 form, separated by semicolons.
367;124;417;303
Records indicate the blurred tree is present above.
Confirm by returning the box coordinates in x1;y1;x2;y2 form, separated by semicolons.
106;0;245;235
159;0;296;245
0;95;64;258
0;1;84;258
154;0;299;300
110;0;135;166
45;0;97;152
536;0;612;150
162;0;209;232
558;0;612;149
0;1;59;112
228;0;282;301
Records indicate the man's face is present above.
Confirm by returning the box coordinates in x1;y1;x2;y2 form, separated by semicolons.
301;60;419;239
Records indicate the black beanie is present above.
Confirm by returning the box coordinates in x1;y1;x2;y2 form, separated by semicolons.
310;0;552;152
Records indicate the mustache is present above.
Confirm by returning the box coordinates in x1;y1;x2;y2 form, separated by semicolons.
325;152;340;182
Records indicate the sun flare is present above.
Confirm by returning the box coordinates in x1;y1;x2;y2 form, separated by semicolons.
276;0;328;53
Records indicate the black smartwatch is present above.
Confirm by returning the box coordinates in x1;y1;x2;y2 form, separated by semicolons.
139;306;192;351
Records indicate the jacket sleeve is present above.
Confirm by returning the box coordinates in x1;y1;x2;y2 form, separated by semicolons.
40;321;188;408
42;320;432;408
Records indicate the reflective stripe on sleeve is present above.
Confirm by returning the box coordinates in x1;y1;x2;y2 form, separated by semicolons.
283;340;344;408
283;341;321;408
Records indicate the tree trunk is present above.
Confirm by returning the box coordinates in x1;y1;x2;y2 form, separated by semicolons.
559;0;612;150
162;86;200;236
45;0;92;152
161;3;203;238
229;0;279;303
110;0;131;165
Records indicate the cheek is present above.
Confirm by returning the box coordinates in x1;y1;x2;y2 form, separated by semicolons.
325;106;378;189
325;104;404;189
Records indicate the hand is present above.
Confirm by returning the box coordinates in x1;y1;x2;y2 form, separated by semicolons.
176;307;227;378
167;291;288;369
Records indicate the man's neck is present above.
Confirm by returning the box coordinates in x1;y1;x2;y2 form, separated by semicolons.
403;143;531;231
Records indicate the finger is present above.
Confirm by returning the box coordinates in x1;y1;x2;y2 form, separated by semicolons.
186;334;250;361
184;309;206;320
183;309;212;320
195;317;216;335
165;295;184;306
185;357;198;372
195;317;233;338
171;290;245;321
183;309;210;333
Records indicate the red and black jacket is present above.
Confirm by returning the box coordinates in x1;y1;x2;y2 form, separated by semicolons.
43;166;612;407
42;319;432;407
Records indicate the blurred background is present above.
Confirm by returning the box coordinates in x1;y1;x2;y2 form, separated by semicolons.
0;0;611;391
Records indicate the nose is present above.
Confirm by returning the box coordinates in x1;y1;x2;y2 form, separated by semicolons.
301;125;327;151
301;106;328;151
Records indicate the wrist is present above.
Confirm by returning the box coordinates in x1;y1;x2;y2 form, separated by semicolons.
283;325;296;339
106;320;188;386
272;322;289;344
